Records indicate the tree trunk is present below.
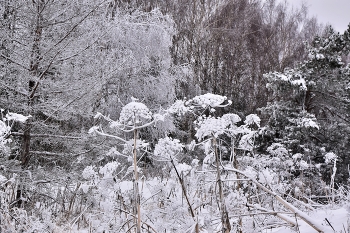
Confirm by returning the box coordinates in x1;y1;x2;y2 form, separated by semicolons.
21;118;31;167
21;1;43;167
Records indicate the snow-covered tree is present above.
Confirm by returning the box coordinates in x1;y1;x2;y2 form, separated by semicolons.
0;1;177;166
261;25;350;189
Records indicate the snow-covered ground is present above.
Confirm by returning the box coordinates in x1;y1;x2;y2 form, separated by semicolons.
273;207;349;233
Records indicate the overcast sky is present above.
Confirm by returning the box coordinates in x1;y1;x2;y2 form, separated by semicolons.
288;0;350;33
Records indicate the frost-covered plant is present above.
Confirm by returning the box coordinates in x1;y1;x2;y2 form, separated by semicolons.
154;136;183;160
194;113;260;154
324;152;338;200
186;95;262;232
0;110;30;156
167;100;191;116
188;93;232;108
90;98;168;232
244;114;261;128
85;94;339;232
119;100;152;125
195;116;228;140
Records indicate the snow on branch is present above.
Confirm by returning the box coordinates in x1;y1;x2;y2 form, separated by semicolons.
223;166;326;233
0;111;31;155
5;112;31;123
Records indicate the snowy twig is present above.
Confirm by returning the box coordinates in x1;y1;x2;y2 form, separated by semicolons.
93;130;127;143
223;166;326;233
115;208;159;233
246;203;296;227
141;189;162;205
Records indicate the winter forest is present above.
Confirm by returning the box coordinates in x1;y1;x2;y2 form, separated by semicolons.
1;0;350;232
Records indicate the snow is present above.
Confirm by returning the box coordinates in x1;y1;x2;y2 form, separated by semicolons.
175;163;192;176
291;78;307;91
273;207;349;233
222;113;241;125
118;180;152;199
80;183;90;193
0;120;10;136
0;112;30;146
238;131;255;151
301;117;319;129
278;73;289;82
153;113;165;122
82;166;97;180
299;160;309;170
324;152;337;163
0;174;7;183
99;161;119;177
88;125;99;134
5;112;30;123
189;93;228;108
267;143;288;157
154;136;183;159
316;53;325;60
195;116;227;140
122;139;149;155
258;169;275;185
119;180;133;193
292;153;303;160
93;112;103;119
119;101;152;124
167;100;190;115
244;114;261;127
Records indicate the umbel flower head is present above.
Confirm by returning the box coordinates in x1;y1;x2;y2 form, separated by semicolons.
154;136;183;158
119;98;152;125
189;93;231;108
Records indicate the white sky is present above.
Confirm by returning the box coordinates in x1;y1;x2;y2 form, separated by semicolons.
288;0;350;33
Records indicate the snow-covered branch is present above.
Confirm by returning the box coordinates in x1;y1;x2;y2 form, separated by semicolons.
223;166;326;233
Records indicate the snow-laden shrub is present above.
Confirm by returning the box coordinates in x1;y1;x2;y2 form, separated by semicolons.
238;131;256;151
5;112;30;123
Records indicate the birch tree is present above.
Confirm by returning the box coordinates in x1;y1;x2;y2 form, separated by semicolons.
0;1;177;166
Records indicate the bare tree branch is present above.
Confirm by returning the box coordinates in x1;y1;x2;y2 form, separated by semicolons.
11;132;81;139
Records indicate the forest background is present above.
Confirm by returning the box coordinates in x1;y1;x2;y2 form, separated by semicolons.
1;0;350;232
